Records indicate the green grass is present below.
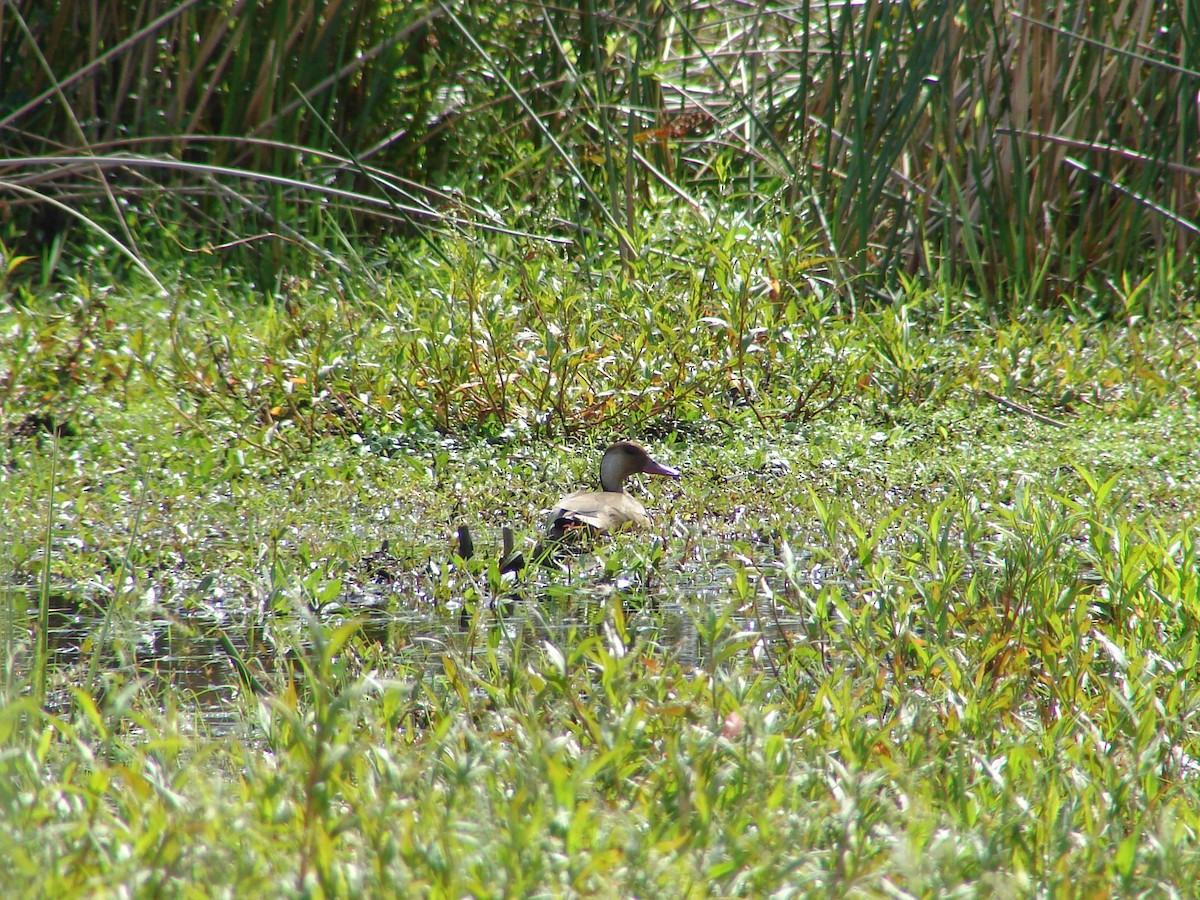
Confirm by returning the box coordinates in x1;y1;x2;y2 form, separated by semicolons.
2;225;1199;894
4;1;1197;307
2;4;1199;892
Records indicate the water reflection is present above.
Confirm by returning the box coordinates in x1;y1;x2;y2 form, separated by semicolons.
1;555;832;733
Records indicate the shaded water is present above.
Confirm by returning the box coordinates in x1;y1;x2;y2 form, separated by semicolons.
2;553;831;734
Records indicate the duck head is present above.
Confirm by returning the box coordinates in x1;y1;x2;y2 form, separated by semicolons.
599;441;681;493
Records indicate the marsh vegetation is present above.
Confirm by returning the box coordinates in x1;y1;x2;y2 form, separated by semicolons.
2;0;1199;895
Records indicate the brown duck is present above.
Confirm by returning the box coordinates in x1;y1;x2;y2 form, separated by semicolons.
540;442;680;550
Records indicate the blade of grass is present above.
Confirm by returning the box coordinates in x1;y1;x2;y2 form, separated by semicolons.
34;433;58;707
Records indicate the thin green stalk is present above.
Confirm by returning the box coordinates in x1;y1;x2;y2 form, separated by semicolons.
34;434;58;707
86;475;150;695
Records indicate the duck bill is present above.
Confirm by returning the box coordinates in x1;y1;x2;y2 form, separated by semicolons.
642;459;681;478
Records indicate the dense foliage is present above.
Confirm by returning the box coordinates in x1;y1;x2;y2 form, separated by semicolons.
2;2;1199;896
2;0;1196;307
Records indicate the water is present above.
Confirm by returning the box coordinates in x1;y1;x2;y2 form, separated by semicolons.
1;547;838;733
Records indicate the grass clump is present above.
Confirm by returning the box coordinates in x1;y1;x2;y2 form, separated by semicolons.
3;1;1196;307
3;245;1200;892
2;2;1200;895
4;504;1200;895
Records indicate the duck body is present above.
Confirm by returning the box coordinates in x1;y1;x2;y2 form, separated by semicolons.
544;489;653;538
539;441;680;548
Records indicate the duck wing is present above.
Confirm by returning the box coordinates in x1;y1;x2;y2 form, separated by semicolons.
545;491;650;535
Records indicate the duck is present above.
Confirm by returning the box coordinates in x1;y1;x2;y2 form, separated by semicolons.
539;441;680;552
